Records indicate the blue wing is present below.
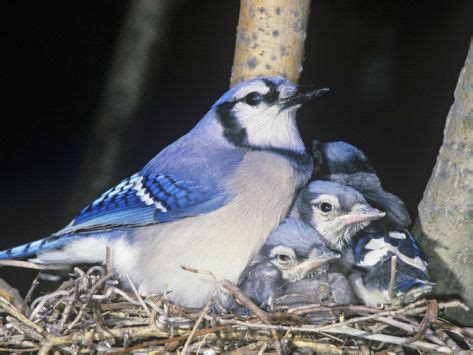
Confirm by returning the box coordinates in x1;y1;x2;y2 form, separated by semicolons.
60;172;228;234
0;172;229;259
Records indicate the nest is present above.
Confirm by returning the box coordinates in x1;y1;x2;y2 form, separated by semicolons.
0;261;471;354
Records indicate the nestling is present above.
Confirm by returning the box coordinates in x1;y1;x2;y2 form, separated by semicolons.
312;140;431;306
290;180;386;251
236;178;382;312
235;218;340;310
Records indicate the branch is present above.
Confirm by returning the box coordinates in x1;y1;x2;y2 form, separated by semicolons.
230;0;311;86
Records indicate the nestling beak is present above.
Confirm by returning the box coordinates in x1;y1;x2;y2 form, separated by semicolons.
341;204;386;225
292;253;340;275
280;87;330;109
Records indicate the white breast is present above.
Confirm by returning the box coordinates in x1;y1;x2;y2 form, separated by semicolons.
112;151;309;307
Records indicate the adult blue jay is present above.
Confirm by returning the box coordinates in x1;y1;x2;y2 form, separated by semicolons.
312;140;431;306
0;77;329;307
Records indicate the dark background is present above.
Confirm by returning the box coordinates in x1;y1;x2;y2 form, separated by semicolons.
0;1;471;291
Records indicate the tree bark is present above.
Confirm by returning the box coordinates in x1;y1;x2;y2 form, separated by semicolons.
230;0;311;87
413;39;473;325
67;0;179;214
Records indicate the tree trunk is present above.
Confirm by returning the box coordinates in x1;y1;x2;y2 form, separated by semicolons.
413;39;473;325
67;0;179;215
230;0;311;87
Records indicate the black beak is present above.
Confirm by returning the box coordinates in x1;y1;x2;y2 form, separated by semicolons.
280;87;330;109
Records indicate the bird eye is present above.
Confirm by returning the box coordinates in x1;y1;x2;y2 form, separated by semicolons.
276;254;291;262
320;202;332;213
244;92;263;106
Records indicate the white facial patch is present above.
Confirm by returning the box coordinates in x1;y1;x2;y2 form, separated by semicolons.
234;103;305;152
228;79;306;152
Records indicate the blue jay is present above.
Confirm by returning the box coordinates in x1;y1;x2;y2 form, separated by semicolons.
0;77;329;308
312;140;431;306
236;218;340;311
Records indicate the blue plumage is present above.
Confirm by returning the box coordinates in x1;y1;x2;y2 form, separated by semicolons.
73;173;215;226
0;172;229;259
349;229;429;294
0;77;326;308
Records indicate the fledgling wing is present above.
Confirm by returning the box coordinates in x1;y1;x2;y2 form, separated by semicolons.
327;172;411;228
351;229;428;273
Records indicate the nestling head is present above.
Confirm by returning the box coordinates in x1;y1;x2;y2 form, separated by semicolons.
293;180;385;250
311;140;411;228
259;219;340;282
214;77;329;152
312;140;375;177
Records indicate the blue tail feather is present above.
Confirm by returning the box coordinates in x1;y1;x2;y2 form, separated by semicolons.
0;234;78;260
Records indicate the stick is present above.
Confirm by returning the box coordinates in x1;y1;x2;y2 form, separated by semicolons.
388;255;398;299
216;318;452;353
406;299;438;344
124;274;151;316
325;325;452;353
0;278;25;313
0;259;70;270
182;299;212;353
23;273;40;310
222;280;282;355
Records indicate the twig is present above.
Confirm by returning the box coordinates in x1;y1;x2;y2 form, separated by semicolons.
182;298;212;353
23;273;40;309
119;325;227;352
222;280;282;355
406;299;438;344
124;274;151;316
324;325;452;353
180;265;218;283
29;290;70;320
105;246;111;274
376;316;448;347
0;296;45;335
0;259;70;270
0;278;25;313
388;255;398;299
217;318;452;352
6;316;44;342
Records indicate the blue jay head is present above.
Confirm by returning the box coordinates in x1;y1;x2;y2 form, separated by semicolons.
312;140;375;177
260;219;340;282
295;180;385;251
214;77;329;152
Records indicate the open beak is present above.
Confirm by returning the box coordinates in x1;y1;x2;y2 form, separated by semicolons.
342;204;386;225
280;87;330;109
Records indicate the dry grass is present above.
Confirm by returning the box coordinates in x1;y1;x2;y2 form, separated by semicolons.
0;261;471;353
